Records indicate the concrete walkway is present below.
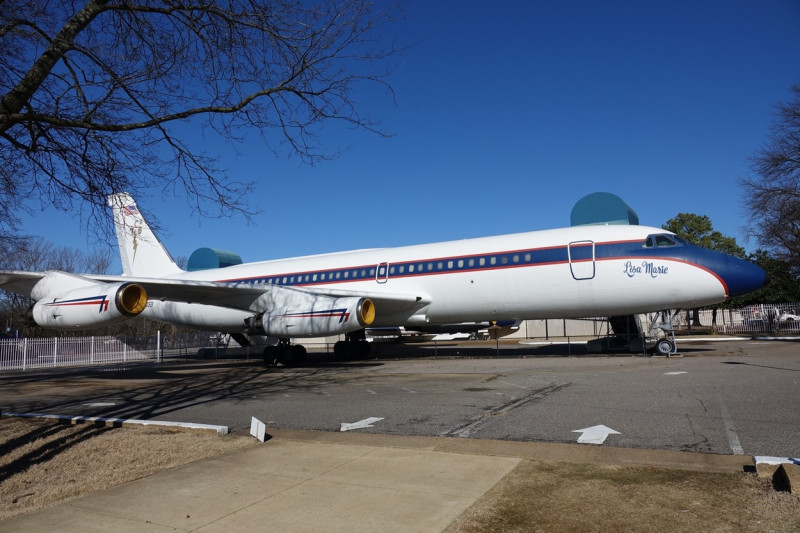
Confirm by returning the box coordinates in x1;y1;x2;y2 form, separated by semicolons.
0;430;749;533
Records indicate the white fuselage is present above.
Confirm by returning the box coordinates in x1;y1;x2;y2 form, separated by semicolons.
144;224;730;332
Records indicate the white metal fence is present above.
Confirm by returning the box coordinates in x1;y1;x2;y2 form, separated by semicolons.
710;303;800;335
0;336;164;371
0;333;222;372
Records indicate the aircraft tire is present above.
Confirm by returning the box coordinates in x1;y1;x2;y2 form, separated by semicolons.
289;344;307;366
334;341;349;358
275;344;307;366
655;338;675;356
263;346;278;366
354;340;371;358
333;340;370;359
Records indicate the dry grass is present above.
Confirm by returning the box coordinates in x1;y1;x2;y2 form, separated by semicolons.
0;417;252;520
447;460;800;533
2;418;798;531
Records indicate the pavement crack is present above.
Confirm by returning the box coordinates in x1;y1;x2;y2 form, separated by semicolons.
440;382;569;438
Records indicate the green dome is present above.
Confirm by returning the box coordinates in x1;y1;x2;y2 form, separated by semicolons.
187;248;243;271
570;192;639;226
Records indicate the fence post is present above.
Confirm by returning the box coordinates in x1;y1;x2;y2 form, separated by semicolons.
22;338;27;371
53;337;58;367
157;330;162;363
90;336;95;365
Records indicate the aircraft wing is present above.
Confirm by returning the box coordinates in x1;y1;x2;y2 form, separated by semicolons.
90;274;429;312
1;269;429;321
0;270;50;295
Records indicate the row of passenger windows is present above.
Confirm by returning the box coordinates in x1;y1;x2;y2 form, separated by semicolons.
231;252;539;286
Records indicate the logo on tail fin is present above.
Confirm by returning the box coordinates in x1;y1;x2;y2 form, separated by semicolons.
129;220;143;264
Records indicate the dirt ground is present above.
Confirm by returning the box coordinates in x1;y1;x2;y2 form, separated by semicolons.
1;417;798;531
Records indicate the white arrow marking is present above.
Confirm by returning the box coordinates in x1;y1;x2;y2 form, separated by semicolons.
340;417;384;432
572;425;621;445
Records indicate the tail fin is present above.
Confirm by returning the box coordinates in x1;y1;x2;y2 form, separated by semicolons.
108;193;183;277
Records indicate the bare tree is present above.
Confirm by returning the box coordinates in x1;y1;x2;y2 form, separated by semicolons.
741;84;800;269
1;0;402;241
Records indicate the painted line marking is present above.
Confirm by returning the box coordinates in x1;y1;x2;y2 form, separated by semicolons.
719;400;744;455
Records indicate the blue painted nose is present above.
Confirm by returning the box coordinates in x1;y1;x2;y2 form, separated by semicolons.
718;254;770;299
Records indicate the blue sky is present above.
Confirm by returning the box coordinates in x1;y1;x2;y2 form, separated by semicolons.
20;0;800;272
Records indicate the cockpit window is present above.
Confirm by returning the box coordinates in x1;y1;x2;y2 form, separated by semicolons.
643;234;682;248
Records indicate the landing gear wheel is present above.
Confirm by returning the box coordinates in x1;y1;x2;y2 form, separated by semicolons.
333;340;371;360
267;342;308;366
655;338;675;356
288;344;307;366
263;346;278;366
334;340;349;358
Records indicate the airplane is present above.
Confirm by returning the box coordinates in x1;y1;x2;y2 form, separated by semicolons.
0;192;769;364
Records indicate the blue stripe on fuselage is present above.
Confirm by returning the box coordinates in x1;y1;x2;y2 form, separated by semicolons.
218;239;767;300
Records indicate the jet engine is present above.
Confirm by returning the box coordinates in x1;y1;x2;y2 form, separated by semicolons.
246;296;375;338
29;282;148;329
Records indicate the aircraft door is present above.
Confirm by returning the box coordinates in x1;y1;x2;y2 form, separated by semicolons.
568;240;595;280
376;262;389;284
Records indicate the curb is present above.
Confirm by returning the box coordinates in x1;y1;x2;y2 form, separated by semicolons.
1;411;228;436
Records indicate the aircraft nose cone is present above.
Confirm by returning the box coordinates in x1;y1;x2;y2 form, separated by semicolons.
724;256;770;298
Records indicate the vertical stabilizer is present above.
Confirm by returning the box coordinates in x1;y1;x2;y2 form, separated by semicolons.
108;193;183;277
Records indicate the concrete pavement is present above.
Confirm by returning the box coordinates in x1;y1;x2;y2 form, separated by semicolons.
0;429;751;533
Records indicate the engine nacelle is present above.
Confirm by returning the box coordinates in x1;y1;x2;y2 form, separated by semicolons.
248;296;375;338
30;282;148;329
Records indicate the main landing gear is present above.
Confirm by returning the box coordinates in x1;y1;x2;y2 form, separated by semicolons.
333;331;371;359
263;339;307;366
